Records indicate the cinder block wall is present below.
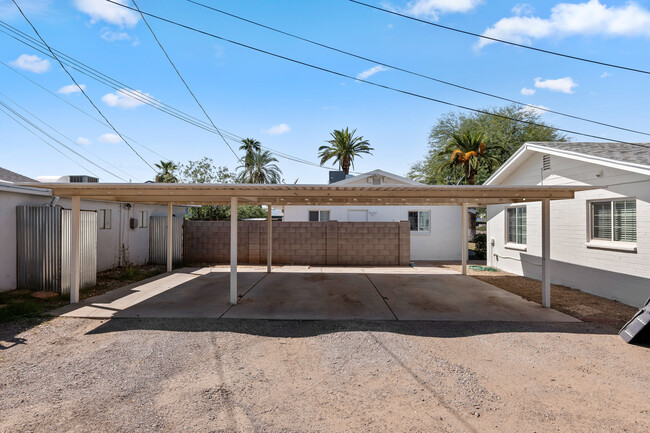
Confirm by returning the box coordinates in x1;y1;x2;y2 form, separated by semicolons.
183;220;410;266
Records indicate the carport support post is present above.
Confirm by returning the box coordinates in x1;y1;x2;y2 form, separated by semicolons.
230;197;238;305
541;199;551;308
167;202;173;273
267;203;272;273
461;203;468;275
70;196;81;304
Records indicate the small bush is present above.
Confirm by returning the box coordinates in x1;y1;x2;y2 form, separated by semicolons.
474;233;487;259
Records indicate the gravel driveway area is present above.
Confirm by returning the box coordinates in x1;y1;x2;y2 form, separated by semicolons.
1;318;648;432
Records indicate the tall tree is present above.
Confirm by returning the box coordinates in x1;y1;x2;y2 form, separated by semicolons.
238;138;262;183
409;105;566;185
437;131;504;185
181;157;235;184
154;161;179;183
318;127;374;175
237;150;282;184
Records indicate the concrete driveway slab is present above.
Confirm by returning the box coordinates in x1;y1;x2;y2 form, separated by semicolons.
224;272;395;320
366;272;579;322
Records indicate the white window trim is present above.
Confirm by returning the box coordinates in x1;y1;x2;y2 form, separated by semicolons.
308;209;331;222
408;210;431;234
139;210;148;228
587;198;637;246
505;205;527;246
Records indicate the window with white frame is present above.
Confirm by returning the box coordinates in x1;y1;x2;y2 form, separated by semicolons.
98;209;111;229
408;211;430;232
139;211;148;228
308;210;330;222
506;206;526;245
590;199;636;242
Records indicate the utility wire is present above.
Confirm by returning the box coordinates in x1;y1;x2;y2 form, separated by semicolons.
0;105;100;176
0;99;130;181
0;92;139;181
188;0;650;138
349;0;650;76
10;0;156;172
106;1;649;148
132;0;240;161
0;21;339;171
0;60;171;161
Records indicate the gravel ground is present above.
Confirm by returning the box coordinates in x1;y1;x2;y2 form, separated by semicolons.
1;318;648;432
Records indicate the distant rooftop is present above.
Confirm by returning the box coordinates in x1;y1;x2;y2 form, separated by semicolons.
528;141;650;168
0;167;37;184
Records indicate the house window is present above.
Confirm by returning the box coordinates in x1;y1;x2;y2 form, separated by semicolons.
139;211;148;228
591;199;636;242
506;206;526;245
308;210;330;222
408;211;430;232
98;209;111;229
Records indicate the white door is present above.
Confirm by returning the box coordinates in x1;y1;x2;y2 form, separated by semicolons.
348;210;368;222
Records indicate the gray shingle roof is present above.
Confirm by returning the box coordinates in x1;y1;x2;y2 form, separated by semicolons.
0;167;37;184
528;142;650;168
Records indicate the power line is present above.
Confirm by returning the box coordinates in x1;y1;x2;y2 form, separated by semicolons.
0;21;340;172
0;99;130;181
187;0;650;138
105;1;649;148
0;92;139;181
9;0;157;172
0;60;171;161
131;0;240;161
348;0;650;76
0;105;100;176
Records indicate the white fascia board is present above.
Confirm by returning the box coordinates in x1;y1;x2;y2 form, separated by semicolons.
0;183;52;196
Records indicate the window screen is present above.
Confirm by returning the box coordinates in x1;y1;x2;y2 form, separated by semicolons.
591;199;636;242
506;207;526;244
408;211;430;232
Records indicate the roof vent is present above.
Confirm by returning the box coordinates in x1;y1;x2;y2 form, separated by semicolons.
542;154;551;171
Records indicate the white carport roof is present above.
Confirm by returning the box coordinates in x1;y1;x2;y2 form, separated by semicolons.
20;183;592;206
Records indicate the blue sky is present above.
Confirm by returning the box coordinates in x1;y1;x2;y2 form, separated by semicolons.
1;0;649;183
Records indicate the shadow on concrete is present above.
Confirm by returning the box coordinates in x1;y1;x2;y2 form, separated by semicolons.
85;317;619;338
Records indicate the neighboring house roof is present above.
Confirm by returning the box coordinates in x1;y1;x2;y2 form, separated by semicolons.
331;169;422;186
0;166;37;184
486;142;650;185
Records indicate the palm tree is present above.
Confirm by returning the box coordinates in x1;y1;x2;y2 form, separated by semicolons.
154;160;179;183
437;131;503;185
237;150;282;184
318;128;374;175
237;138;261;183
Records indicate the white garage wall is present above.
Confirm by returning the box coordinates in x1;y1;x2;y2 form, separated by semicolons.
283;205;462;261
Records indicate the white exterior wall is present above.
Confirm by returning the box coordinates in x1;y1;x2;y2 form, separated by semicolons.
283;205;462;261
487;152;650;307
0;186;184;292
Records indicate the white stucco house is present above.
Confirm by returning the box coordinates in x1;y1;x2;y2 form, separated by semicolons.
485;142;650;307
0;167;184;292
283;169;463;261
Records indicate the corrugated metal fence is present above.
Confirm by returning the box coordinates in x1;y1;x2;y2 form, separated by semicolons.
149;216;183;265
16;206;97;294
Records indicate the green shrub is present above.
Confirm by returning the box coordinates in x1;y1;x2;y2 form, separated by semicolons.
474;233;487;259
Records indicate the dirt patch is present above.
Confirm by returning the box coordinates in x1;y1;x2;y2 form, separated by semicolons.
0;318;648;432
436;263;638;329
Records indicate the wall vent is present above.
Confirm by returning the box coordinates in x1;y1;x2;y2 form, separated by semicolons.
542;154;551;171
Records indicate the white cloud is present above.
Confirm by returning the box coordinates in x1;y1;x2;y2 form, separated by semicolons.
57;84;86;95
600;71;611;78
521;104;549;116
101;89;151;109
73;0;139;28
267;123;291;135
478;0;650;49
97;133;122;143
100;29;131;42
356;65;389;80
9;54;50;73
534;76;578;94
76;137;91;145
405;0;483;19
511;3;534;16
520;87;536;96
